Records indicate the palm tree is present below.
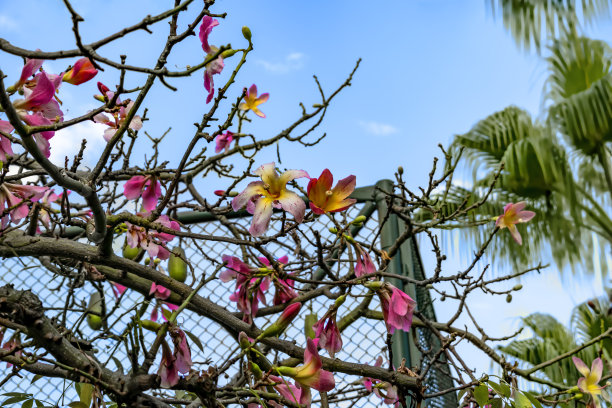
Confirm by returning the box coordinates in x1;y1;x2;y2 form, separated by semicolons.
437;4;612;273
499;293;612;405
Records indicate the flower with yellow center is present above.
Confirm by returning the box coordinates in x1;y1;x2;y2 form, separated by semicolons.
232;163;308;237
239;84;269;118
573;357;604;400
494;201;535;245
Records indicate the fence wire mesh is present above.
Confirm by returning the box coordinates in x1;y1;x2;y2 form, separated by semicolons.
0;200;456;407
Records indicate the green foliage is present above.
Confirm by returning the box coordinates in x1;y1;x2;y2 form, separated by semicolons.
0;393;50;408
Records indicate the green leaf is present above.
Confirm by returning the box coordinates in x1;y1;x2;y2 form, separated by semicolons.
488;380;511;398
514;392;532;408
183;330;204;352
490;398;503;408
33;401;44;408
161;307;172;321
77;383;93;407
21;399;33;408
0;395;27;399
523;391;543;408
457;388;467;402
30;375;42;385
67;402;88;408
474;384;490;407
2;396;29;407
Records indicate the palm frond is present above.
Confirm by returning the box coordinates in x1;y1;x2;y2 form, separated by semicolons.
488;0;612;51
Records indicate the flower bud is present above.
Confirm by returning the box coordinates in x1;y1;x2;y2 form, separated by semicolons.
364;281;383;291
169;248;188;283
312;103;323;108
221;49;239;59
250;362;263;379
144;257;151;265
214;190;226;197
238;332;252;350
328;227;338;234
123;240;141;260
398;166;404;175
258;302;302;340
352;215;367;225
334;294;347;308
512;284;523;291
242;26;252;41
506;294;512;303
228;191;239;197
86;292;103;330
343;234;355;243
154;258;161;265
141;319;162;332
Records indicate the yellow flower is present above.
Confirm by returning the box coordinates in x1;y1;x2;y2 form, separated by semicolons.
239;84;269;117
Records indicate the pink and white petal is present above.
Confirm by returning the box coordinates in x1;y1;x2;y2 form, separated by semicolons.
123;176;146;199
0;120;13;134
572;357;591;378
310;369;335;392
517;210;536;223
254;163;277;185
248;84;258;97
507;224;522;245
257;93;269;103
103;128;117;142
129;116;143;131
253;107;266;118
279;169;309;187
249;198;274;237
232;181;265;211
590;357;603;383
278;191;306;223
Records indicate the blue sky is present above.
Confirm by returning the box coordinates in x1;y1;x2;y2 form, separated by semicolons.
1;0;612;378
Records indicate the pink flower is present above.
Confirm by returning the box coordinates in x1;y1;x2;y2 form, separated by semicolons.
220;255;270;323
13;58;43;90
259;255;298;305
354;243;377;278
258;302;302;339
62;58;98;85
269;375;311;407
368;282;416;334
239;84;269;118
572;357;604;398
199;16;219;54
125;214;180;260
170;326;192;375
215;131;234;153
307;169;356;215
93;88;142;142
495;202;535;245
313;311;342;358
0;183;48;229
199;16;223;104
0;120;14;162
232;162;308;237
123;175;162;212
276;338;335;392
150;282;171;300
111;282;127;300
158;340;179;388
363;356;399;406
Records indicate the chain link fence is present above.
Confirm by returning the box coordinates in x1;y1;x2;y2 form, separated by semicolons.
0;188;456;407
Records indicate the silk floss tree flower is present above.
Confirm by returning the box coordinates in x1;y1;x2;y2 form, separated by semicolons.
363;356;399;407
62;58;98;85
366;281;416;334
125;214;180;260
220;255;270;322
494;201;535;245
123;175;162;212
215;131;234;153
232;163;308;237
276;338;335;398
307;169;356;214
258;255;298;305
572;357;606;404
199;15;224;104
0;183;48;229
239;84;269;118
0;120;14;162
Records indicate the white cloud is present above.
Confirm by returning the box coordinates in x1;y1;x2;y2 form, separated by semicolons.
49;121;107;168
358;120;399;136
256;52;305;74
0;15;18;32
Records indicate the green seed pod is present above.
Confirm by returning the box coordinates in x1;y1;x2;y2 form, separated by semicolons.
141;320;162;332
506;294;513;303
122;239;140;260
242;26;252;41
86;292;104;330
169;248;188;283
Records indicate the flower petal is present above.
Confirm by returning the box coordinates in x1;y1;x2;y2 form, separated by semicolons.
278;191;306;223
249;197;274;237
